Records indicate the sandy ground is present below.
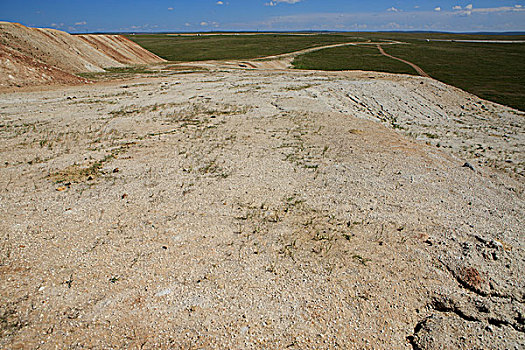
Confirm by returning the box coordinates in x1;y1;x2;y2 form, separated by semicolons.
0;68;524;349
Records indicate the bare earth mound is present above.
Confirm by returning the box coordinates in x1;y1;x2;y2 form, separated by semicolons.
0;43;89;87
77;35;167;66
0;22;166;88
0;68;523;349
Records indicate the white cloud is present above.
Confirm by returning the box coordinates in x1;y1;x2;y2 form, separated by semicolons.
476;6;523;12
216;1;224;4
214;2;525;33
386;22;401;29
265;0;302;6
455;5;525;16
387;7;399;12
168;7;174;10
75;21;87;25
453;5;461;10
184;23;191;27
236;6;525;32
434;7;441;12
200;21;208;26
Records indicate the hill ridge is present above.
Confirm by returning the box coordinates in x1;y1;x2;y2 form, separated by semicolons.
0;22;166;88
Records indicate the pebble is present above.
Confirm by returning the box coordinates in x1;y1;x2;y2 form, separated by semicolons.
155;288;172;297
462;162;475;171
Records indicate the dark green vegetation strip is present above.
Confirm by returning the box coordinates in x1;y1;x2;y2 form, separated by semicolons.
384;41;525;112
294;33;525;111
125;34;367;61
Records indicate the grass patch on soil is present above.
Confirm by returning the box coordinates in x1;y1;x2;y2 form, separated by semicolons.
49;154;115;184
125;34;367;61
77;65;205;81
77;66;155;80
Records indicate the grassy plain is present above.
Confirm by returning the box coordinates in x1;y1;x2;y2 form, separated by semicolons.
126;32;525;111
295;33;525;111
384;41;525;112
125;33;366;61
292;44;415;74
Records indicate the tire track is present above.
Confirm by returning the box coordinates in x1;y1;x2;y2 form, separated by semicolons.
376;44;430;78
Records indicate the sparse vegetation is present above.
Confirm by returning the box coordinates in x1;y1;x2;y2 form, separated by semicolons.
2;53;523;348
352;254;371;266
284;84;314;91
77;66;155;80
49;153;116;184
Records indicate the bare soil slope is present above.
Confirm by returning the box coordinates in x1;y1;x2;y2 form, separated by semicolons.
0;68;523;349
0;22;165;88
77;35;166;65
0;43;89;87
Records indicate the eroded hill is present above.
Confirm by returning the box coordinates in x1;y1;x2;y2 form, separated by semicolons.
0;22;165;88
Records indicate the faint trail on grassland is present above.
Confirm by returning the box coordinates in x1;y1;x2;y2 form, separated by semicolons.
376;44;430;78
255;40;402;61
178;41;407;70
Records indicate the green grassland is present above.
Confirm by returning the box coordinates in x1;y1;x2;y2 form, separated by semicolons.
126;32;525;111
125;33;366;61
292;44;415;74
294;33;525;111
383;41;525;112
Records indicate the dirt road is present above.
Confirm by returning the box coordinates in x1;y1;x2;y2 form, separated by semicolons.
376;44;430;78
255;41;373;60
182;41;404;70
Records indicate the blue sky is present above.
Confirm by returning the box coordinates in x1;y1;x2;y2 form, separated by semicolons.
1;1;524;33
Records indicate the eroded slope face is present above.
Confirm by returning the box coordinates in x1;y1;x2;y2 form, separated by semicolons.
0;22;166;88
0;43;90;87
77;35;166;65
0;22;122;74
0;70;523;349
